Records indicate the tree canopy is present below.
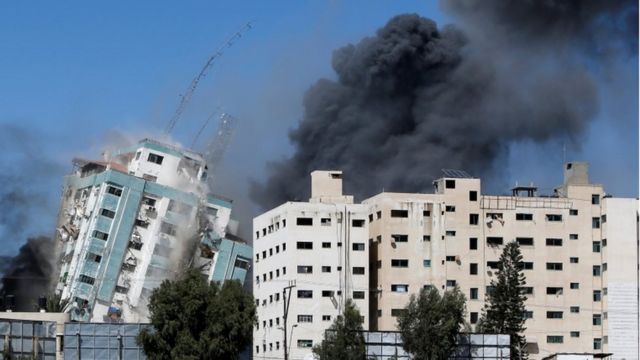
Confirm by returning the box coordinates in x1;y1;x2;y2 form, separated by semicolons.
397;286;466;360
478;241;528;360
312;299;366;360
137;269;256;360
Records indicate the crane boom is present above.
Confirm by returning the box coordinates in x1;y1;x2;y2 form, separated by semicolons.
164;22;252;134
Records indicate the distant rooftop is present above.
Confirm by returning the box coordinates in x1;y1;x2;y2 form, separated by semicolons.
441;169;473;179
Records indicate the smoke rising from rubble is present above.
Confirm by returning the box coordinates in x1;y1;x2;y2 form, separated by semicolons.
0;236;54;311
250;1;638;209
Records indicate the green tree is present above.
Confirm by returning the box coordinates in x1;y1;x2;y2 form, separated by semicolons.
312;299;366;360
397;286;466;360
477;241;528;360
137;269;256;360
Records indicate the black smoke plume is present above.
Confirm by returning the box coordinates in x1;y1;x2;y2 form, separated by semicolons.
0;124;65;309
250;1;637;209
0;236;54;311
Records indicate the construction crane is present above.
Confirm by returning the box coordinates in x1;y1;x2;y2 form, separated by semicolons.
164;21;253;135
202;112;237;184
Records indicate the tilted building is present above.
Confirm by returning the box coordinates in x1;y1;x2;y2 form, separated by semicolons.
253;163;638;360
253;171;370;360
54;138;251;323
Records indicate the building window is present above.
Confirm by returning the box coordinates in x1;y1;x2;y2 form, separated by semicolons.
469;213;479;225
446;280;457;287
390;210;408;218
470;288;478;300
297;315;313;323
106;185;123;197
391;309;406;317
352;243;365;251
445;179;456;189
519;262;534;270
602;239;607;246
571;332;580;338
100;208;115;219
353;291;365;299
160;222;177;236
297;217;313;226
87;253;102;263
321;291;334;297
391;259;409;268
470;312;478;324
547;336;563;344
93;230;109;241
352;219;365;227
601;214;607;223
592;217;601;229
546;238;562;246
547;311;563;319
445;230;456;236
79;274;95;285
593;265;601;276
469;191;477;201
297;340;313;348
570;209;578;215
391;284;409;293
593;338;602;350
521;287;534;295
446;256;457;262
547;287;563;295
570;257;579;264
423;210;431;217
546;214;562;222
570;282;579;289
469;238;477;250
322;242;331;248
487;261;500;270
518;311;531;320
391;234;408;243
147;153;164;165
445;205;456;212
546;262;563;271
569;234;578;240
297;290;313;299
593;241;601;253
297;266;313;274
423;259;431;268
592;194;600;205
321;266;331;273
352;267;365;275
516;237;534;246
423;235;431;242
593;290;602;302
297;242;313;250
322;315;331;321
515;213;533;221
487;237;503;246
603;263;607;272
570;306;580;313
376;211;382;219
470;263;478;275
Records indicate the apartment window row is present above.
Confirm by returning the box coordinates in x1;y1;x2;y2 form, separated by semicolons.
256;266;287;285
256;242;287;263
255;341;282;354
297;290;365;300
255;219;287;239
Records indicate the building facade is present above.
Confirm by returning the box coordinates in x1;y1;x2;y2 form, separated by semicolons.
253;171;370;360
254;163;638;360
53;139;250;323
363;163;638;359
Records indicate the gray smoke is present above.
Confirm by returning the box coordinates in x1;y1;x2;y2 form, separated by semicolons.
250;1;637;209
0;125;66;308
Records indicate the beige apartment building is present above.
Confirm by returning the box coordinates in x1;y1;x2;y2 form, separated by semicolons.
364;163;638;359
253;163;638;360
253;171;370;360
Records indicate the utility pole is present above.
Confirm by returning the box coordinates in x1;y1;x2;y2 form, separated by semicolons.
282;281;296;360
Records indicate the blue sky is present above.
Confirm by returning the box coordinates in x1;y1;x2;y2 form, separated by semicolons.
0;1;636;255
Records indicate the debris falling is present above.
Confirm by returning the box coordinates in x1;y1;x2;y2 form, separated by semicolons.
250;1;637;210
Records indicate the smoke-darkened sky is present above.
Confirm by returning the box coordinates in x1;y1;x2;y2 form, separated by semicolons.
0;1;637;257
